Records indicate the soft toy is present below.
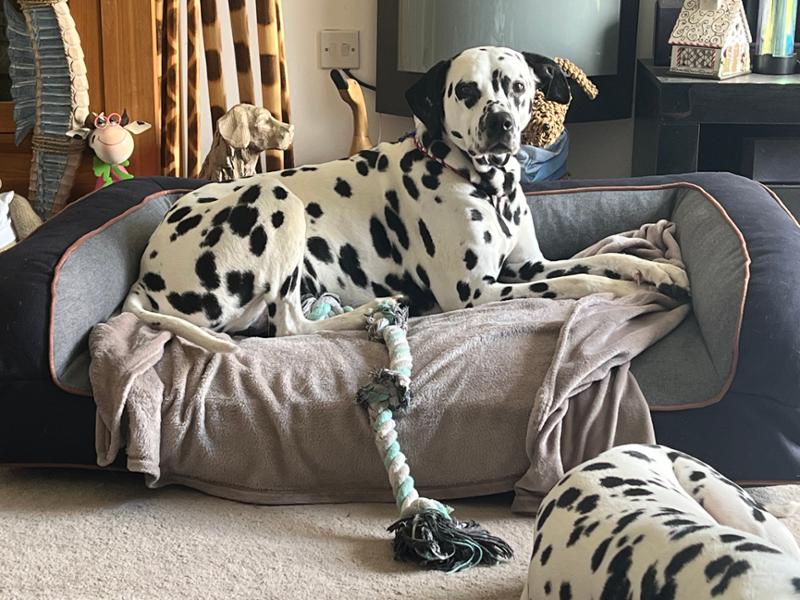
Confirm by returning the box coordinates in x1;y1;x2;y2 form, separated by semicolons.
0;179;43;252
67;111;152;189
199;104;294;182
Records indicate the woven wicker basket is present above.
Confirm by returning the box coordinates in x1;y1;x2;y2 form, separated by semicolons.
522;57;598;148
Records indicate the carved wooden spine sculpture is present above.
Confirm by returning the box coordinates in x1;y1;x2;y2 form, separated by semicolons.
160;0;181;176
228;0;255;105
186;0;202;177
6;0;89;218
200;0;228;132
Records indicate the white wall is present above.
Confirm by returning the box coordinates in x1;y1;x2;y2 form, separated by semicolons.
281;0;657;178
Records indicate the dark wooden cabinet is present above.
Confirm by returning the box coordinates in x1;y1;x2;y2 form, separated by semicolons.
632;59;800;179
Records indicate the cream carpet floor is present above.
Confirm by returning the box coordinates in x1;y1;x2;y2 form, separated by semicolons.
1;467;799;600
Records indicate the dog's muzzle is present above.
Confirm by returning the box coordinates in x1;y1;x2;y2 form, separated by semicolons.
484;111;515;154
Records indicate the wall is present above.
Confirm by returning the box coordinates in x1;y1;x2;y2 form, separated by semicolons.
281;0;657;178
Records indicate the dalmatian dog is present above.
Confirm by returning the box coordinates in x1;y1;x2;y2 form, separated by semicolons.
523;444;800;599
124;46;690;352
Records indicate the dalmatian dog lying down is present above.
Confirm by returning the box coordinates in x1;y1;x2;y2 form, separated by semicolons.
523;444;800;600
124;46;690;352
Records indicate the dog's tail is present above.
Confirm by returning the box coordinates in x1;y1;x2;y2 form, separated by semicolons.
122;292;238;353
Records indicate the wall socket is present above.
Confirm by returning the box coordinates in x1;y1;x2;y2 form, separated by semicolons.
319;30;360;69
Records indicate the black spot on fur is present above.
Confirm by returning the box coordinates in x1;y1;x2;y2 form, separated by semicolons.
602;546;633;600
146;294;159;310
501;286;513;297
267;303;277;318
576;494;599;514
583;462;616;472
202;294;222;321
339;244;368;288
358;149;379;168
377;154;389;172
752;508;766;522
430;141;450;160
385;190;400;213
167;291;203;315
537;499;556;530
384;271;436;315
689;470;706;481
167;206;191;223
591;538;611;572
229;205;259;236
530;282;548;293
470;209;483;221
212;207;231;226
421;174;439;190
149;250;158;259
143;272;166;292
202;227;223;248
540;545;553;566
400;149;423;173
305;203;323;219
557;487;581;508
559;582;572;600
271;211;285;229
195;252;220;290
249;225;267;256
613;510;644;535
239;185;261;204
197;196;218;204
273;186;289;200
403;175;420;200
455;80;481;109
457;281;471;302
418;219;435;256
356;161;369;176
604;269;621;280
175;214;202;236
464;249;478;270
711;560;752;596
520;261;544;280
385;206;409;250
307;236;333;263
665;543;704;578
370;217;392;259
623;450;654;462
226;271;255;306
280;267;300;297
372;282;393;297
416;265;430;288
334;178;352;198
484;231;492;243
280;169;297;177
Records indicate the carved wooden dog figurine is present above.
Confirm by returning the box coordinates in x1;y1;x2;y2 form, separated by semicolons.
199;104;294;182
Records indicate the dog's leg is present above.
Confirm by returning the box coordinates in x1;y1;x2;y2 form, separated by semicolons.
500;200;689;295
435;273;645;312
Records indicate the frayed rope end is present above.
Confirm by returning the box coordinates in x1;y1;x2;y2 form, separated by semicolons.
388;510;514;574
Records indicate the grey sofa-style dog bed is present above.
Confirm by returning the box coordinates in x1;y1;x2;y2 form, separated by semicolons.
0;173;797;486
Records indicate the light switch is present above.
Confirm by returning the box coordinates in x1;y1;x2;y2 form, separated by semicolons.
319;30;360;69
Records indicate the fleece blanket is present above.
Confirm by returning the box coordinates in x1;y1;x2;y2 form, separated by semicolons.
90;220;690;514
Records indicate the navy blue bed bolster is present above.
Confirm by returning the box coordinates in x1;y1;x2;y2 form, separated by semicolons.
527;173;800;480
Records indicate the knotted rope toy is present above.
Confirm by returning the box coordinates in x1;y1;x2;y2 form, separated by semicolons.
302;294;513;573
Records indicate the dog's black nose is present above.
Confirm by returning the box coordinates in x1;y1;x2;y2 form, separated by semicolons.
485;111;514;139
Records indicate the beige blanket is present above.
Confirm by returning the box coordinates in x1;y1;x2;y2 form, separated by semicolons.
90;220;689;514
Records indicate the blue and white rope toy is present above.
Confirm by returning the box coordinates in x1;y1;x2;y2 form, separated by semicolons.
303;294;513;573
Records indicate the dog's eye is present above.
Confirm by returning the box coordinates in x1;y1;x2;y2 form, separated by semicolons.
512;81;526;94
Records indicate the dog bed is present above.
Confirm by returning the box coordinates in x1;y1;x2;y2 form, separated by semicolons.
0;173;797;486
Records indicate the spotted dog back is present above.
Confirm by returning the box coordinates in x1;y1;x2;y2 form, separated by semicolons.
523;444;800;600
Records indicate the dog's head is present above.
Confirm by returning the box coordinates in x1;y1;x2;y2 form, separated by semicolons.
406;47;570;159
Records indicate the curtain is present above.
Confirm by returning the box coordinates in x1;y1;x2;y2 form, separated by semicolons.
156;0;293;177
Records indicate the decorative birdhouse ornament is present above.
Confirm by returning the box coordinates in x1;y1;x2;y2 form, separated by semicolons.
669;0;753;79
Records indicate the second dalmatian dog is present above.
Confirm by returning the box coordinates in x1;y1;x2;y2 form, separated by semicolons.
124;47;690;352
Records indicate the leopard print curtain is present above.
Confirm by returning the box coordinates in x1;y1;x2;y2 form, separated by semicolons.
157;0;293;177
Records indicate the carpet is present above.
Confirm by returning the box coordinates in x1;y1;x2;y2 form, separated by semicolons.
1;467;799;600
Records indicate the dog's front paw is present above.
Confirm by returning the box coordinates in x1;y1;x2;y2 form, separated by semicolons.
637;263;690;294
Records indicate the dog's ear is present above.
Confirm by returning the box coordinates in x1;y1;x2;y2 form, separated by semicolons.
405;59;451;140
522;53;571;105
